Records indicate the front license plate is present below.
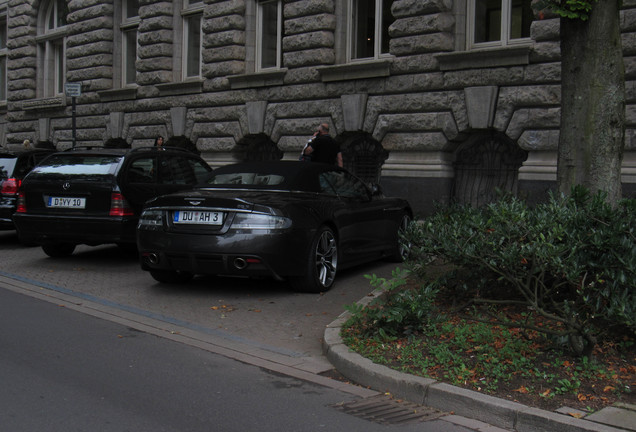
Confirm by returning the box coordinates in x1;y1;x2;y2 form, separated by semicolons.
47;196;86;209
173;210;224;225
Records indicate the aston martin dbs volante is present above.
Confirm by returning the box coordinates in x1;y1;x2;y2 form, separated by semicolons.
137;161;413;293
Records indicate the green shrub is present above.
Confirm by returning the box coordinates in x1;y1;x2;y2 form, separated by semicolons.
344;268;443;339
406;187;636;356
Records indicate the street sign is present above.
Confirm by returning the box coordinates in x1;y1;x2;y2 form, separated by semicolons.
64;82;81;97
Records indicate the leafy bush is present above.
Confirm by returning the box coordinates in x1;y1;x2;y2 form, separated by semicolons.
344;269;442;340
406;187;636;356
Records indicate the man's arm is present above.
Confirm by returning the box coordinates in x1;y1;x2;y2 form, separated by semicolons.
336;152;343;167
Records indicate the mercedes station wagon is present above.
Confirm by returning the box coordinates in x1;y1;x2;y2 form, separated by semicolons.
13;146;212;257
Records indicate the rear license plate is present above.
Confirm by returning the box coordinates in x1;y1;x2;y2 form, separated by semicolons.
173;210;223;225
47;197;86;209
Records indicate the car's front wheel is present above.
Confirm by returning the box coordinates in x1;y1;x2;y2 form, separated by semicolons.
42;243;76;258
290;226;338;293
149;269;194;284
386;212;412;263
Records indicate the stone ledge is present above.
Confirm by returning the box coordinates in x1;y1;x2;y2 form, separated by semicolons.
22;96;66;111
156;79;204;96
98;87;138;102
436;46;531;71
317;59;392;82
227;70;287;89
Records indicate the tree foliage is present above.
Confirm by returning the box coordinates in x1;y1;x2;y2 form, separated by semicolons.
539;0;598;20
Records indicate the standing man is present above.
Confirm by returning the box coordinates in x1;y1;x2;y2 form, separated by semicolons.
302;123;343;167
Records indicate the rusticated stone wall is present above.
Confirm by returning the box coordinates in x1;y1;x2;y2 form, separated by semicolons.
1;0;635;214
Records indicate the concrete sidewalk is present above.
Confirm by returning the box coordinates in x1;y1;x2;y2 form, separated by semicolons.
323;288;636;432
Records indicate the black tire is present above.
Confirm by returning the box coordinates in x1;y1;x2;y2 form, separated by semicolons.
42;243;76;258
290;226;338;293
386;213;411;263
149;269;194;284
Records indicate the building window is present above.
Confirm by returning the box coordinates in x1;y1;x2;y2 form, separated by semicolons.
349;0;393;61
37;0;68;97
256;0;282;70
121;0;139;86
468;0;533;49
0;12;7;101
182;0;203;79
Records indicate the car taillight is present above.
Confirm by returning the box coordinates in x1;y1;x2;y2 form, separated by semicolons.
109;192;134;216
16;192;27;213
1;178;21;195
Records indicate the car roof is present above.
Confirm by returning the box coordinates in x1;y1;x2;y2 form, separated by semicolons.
0;148;55;158
58;146;199;157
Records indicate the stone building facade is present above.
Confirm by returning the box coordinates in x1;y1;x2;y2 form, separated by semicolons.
0;0;635;215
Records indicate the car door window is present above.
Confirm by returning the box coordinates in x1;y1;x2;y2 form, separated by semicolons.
157;155;210;185
127;157;156;183
189;157;212;183
320;171;369;200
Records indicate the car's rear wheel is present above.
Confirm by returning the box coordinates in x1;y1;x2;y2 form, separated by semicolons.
42;243;76;258
290;226;338;293
386;213;412;263
149;269;193;284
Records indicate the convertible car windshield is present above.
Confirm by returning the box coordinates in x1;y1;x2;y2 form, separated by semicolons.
207;172;286;186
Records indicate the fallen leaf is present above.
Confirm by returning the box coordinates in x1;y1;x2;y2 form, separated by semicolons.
577;394;587;401
568;412;585;419
603;386;615;393
513;386;529;394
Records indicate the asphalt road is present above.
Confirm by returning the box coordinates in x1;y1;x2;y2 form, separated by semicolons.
0;230;401;368
0;287;475;432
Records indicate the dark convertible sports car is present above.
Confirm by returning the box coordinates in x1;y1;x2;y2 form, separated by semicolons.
137;161;413;293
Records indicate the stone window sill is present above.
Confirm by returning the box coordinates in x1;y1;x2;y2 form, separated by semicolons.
436;46;531;71
228;70;287;90
317;59;392;82
22;96;66;111
98;87;138;102
157;79;204;96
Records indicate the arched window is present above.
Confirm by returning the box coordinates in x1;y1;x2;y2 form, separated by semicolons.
37;0;69;97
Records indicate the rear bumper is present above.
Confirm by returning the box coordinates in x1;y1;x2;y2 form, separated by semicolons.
137;228;311;279
13;213;138;245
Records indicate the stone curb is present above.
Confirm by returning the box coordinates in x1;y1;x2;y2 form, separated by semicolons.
322;292;628;432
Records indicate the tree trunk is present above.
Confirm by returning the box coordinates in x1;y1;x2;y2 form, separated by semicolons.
557;0;625;204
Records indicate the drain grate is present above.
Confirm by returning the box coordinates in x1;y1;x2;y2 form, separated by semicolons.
331;394;446;425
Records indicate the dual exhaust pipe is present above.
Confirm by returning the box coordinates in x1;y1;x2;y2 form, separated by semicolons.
145;253;250;270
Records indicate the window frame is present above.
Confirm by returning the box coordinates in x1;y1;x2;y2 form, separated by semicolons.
347;0;392;62
36;0;69;98
181;0;204;80
0;10;7;102
467;0;533;50
255;0;283;71
120;0;140;87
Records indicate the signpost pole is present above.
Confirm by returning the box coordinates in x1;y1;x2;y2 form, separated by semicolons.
72;96;77;148
64;83;81;148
